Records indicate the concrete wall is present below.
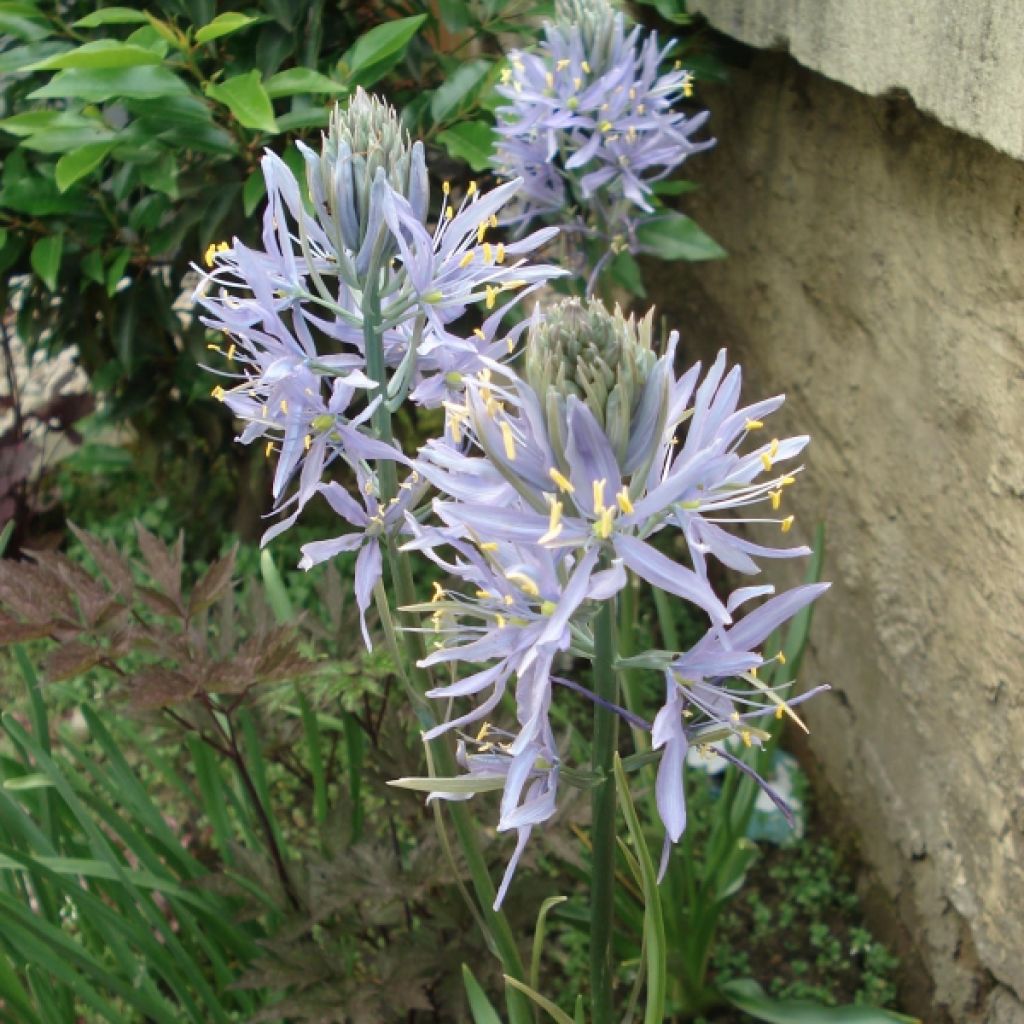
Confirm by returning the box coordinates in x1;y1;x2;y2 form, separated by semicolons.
651;49;1024;1024
687;0;1024;162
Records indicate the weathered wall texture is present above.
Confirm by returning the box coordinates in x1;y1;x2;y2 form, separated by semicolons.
652;52;1024;1023
688;0;1024;162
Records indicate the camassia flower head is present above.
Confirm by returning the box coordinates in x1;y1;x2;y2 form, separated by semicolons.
494;0;714;238
404;297;827;901
195;90;564;544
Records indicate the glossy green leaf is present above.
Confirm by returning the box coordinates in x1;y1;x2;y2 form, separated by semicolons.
430;59;490;123
652;178;698;196
194;12;258;45
264;66;347;98
636;212;726;261
19;125;116;154
30;234;62;290
462;964;502;1024
437;120;497;172
80;249;104;285
72;7;150;27
720;980;920;1024
0;8;50;42
2;773;54;791
206;70;277;133
29;65;189;102
22;39;163;71
343;14;426;87
55;142;114;191
609;250;646;297
0;109;74;136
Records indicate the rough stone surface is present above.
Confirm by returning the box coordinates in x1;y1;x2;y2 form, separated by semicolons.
650;53;1024;1022
688;0;1024;162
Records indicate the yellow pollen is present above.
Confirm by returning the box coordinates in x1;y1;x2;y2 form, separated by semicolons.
226;343;236;361
206;343;221;353
468;180;478;196
480;541;499;552
473;327;486;340
489;213;498;228
303;434;312;451
539;500;564;545
476;721;491;741
616;486;634;515
431;581;444;603
485;285;498;310
556;58;570;70
503;594;515;606
211;385;225;401
637;103;645;114
629;87;636;100
477;220;487;244
581;60;591;73
775;705;785;720
777;651;787;665
459;250;475;268
548;467;575;493
506;571;540;597
781;515;795;533
592;478;607;514
265;441;273;457
781;475;796;487
741;729;753;748
500;421;517;460
443;180;451;195
445;206;453;220
279;399;288;413
203;243;217;267
495;242;506;264
600;120;613;132
483;242;493;263
595;508;615;539
475;589;491;599
745;418;764;431
545;72;554;88
730;711;741;722
496;613;507;629
769;489;782;511
573;76;582;89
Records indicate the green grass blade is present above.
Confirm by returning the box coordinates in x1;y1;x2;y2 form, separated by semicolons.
613;754;666;1024
720;978;920;1023
530;895;568;990
296;685;328;826
504;975;577;1024
462;963;503;1024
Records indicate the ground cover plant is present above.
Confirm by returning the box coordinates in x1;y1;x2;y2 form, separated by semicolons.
0;1;922;1021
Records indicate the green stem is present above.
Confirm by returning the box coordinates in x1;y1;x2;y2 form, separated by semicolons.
590;597;618;1024
362;282;533;1024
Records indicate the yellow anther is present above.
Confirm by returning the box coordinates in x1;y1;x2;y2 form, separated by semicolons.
600;120;613;132
211;385;225;401
769;489;782;511
495;242;506;263
364;480;374;495
483;242;493;263
775;705;785;720
777;651;787;665
472;327;485;341
459;250;475;268
467;180;478;196
616;486;634;515
730;711;741;722
479;541;498;552
489;213;498;228
581;60;591;73
592;478;607;514
262;404;269;417
781;475;796;487
500;421;517;460
476;721;491;741
595;506;615;539
745;418;764;431
475;589;491;599
500;68;512;83
741;729;753;748
496;613;507;629
279;399;288;414
207;343;221;353
541;600;557;616
573;76;582;90
485;285;498;310
556;58;570;70
303;434;312;451
264;441;273;458
545;71;554;88
636;103;645;114
781;515;795;533
486;397;502;417
539;500;564;545
431;581;444;603
546;467;573;493
503;594;515;606
477;220;487;244
443;180;451;195
226;343;236;361
629;87;637;100
506;571;540;597
445;205;454;220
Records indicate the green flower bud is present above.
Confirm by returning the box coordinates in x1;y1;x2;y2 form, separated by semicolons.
524;297;658;464
307;88;429;264
555;0;625;71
